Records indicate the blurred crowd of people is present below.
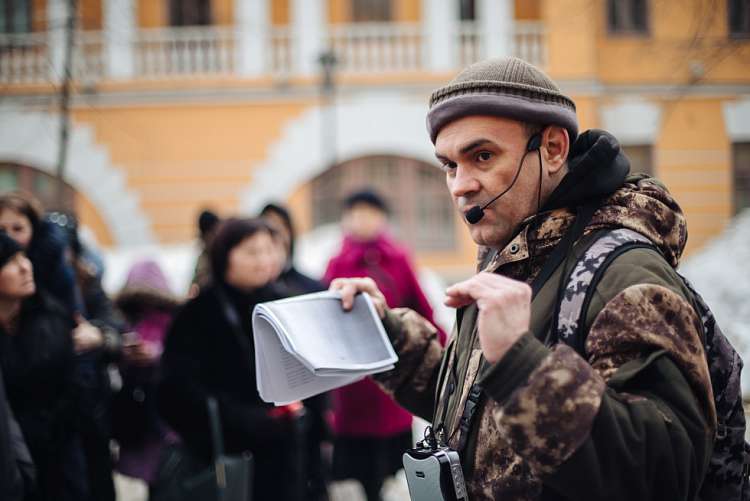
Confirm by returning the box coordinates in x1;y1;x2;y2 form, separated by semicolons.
0;187;444;501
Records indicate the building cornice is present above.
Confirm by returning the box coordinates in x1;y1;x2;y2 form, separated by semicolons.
1;80;749;109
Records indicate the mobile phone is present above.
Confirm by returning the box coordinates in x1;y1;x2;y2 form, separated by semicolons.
122;331;140;348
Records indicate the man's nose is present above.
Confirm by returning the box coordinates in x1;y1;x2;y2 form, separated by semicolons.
449;165;481;199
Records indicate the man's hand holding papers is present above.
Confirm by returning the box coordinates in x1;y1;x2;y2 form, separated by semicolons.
252;291;397;405
329;277;388;318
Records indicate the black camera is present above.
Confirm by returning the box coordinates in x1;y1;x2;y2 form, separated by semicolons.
402;429;468;501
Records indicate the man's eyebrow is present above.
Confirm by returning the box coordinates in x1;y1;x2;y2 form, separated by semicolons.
459;138;495;155
435;138;497;162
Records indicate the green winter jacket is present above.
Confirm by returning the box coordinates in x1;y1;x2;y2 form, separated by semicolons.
374;131;716;501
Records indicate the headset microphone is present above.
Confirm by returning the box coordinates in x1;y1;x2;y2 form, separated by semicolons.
465;133;543;225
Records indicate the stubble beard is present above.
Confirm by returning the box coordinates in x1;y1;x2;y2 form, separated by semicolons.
469;217;512;251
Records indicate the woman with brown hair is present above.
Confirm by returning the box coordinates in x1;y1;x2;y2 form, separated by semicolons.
0;231;87;500
159;217;305;501
0;192;79;314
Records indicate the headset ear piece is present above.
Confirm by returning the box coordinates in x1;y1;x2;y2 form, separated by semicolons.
527;133;542;152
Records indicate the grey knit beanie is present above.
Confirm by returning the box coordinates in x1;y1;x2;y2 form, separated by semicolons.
426;57;578;144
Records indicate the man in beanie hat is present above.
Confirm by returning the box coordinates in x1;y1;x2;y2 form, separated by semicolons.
331;57;725;500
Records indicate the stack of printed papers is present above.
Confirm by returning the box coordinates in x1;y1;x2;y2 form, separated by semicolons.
252;291;398;405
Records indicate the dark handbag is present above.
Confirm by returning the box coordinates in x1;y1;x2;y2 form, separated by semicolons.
150;397;254;501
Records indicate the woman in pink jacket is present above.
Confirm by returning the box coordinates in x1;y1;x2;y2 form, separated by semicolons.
112;259;180;488
324;189;445;501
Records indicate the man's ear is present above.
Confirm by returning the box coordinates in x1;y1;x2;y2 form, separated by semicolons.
542;126;569;175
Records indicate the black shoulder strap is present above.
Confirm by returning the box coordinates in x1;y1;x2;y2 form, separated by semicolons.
554;228;655;356
207;396;225;461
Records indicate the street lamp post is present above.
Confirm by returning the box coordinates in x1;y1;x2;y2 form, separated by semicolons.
318;50;338;170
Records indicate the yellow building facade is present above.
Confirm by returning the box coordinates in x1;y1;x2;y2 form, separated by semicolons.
1;0;749;280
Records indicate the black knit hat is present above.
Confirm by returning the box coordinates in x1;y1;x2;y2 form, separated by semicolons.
427;57;578;143
343;189;390;215
0;231;23;269
198;209;220;237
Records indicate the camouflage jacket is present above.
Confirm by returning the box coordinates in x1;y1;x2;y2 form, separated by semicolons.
375;176;716;500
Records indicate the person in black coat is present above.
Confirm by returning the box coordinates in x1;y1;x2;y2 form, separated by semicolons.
159;217;303;501
0;231;88;501
261;203;326;296
261;202;331;501
0;358;35;501
50;212;122;501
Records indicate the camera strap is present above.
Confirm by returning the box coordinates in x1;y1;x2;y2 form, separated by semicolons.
456;384;483;453
444;201;600;456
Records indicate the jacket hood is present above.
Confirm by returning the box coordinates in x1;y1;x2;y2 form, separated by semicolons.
496;130;688;268
544;129;631;210
528;175;688;268
590;174;688;267
115;259;180;319
540;129;687;267
26;220;67;275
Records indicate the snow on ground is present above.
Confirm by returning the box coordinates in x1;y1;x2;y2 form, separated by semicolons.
680;209;750;396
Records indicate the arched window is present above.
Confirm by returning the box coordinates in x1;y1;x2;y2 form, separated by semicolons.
0;162;75;211
311;155;456;251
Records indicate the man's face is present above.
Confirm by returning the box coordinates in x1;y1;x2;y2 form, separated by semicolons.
435;116;541;250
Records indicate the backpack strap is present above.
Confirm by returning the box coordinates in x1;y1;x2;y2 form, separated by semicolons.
556;229;750;499
555;228;653;356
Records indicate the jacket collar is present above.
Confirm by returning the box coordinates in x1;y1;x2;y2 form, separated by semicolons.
480;208;575;274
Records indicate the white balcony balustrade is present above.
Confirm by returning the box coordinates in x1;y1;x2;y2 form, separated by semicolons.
513;22;546;70
328;22;423;74
458;21;481;68
0;31;105;85
0;21;546;84
75;31;106;83
270;26;293;76
0;32;52;84
134;27;236;78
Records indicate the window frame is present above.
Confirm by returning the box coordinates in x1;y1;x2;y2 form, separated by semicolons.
606;0;651;37
351;0;393;23
169;0;213;27
728;0;750;39
1;0;32;34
